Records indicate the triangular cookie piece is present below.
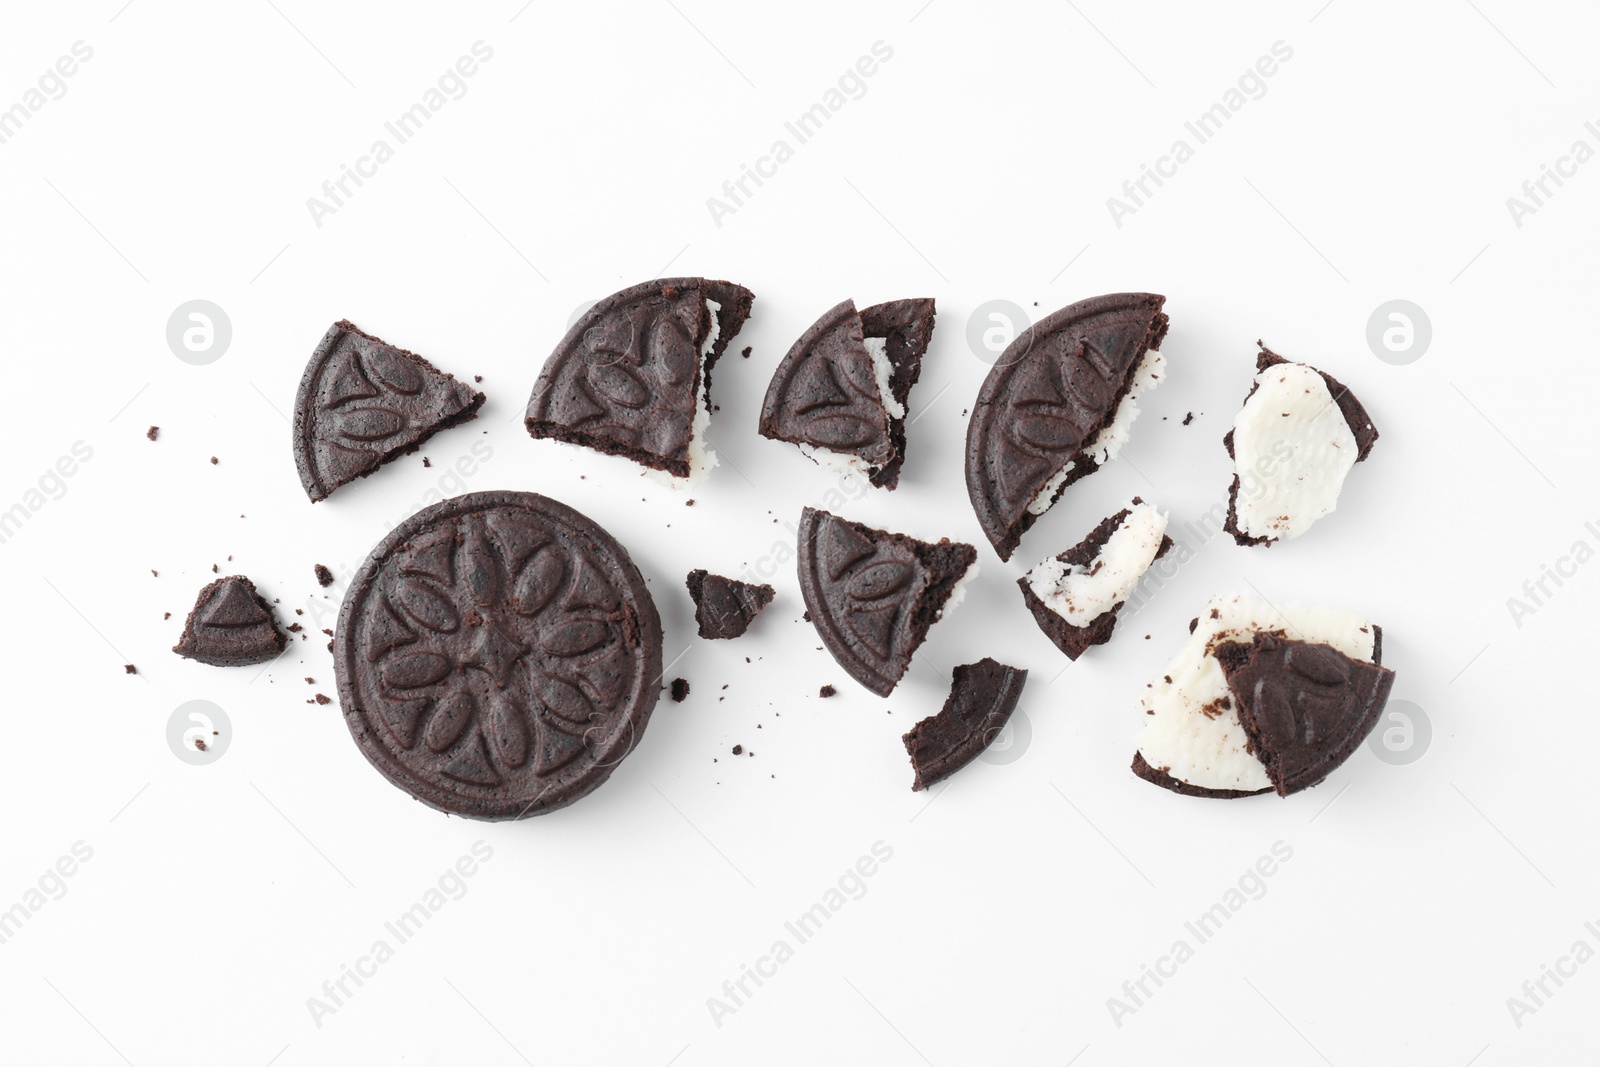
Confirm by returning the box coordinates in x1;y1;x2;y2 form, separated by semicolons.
1215;631;1395;796
524;277;755;483
796;507;977;697
293;320;485;502
686;570;775;640
173;575;287;667
760;297;936;489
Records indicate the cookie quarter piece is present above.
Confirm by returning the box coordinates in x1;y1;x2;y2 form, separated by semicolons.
796;507;977;697
334;491;664;820
1223;344;1379;546
759;297;936;489
1214;632;1395;796
1131;592;1387;799
293;320;485;503
903;658;1028;791
173;575;287;666
1019;498;1172;659
525;277;754;484
686;569;775;640
965;293;1168;561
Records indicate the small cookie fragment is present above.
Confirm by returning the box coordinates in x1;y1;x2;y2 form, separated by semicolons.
314;563;335;587
172;575;287;667
124;664;137;674
146;426;159;441
1223;344;1378;546
819;684;836;698
796;507;977;697
686;569;774;639
1018;499;1172;660
670;678;691;702
902;658;1028;791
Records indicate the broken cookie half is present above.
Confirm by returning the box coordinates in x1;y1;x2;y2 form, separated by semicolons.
759;297;936;489
1132;592;1394;798
965;293;1168;561
903;658;1028;791
1224;344;1378;546
1018;498;1172;660
525;277;754;485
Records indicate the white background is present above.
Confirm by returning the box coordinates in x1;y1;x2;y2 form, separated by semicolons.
1;1;1596;1063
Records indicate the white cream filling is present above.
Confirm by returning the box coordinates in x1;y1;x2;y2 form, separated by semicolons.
1085;346;1165;465
795;442;878;478
1023;343;1164;518
1026;462;1075;515
935;562;980;620
647;298;721;488
1232;362;1358;541
1134;592;1376;793
1025;502;1167;628
863;336;904;419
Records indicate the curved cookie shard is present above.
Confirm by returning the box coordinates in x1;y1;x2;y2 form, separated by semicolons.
333;490;665;820
525;277;754;483
796;507;978;697
903;658;1028;791
686;569;775;639
1132;592;1382;798
293;320;485;503
965;293;1168;561
759;297;936;490
173;575;287;666
1018;498;1172;660
1223;344;1379;546
1215;632;1395;796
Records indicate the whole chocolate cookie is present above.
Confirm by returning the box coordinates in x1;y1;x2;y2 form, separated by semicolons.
293;320;484;503
334;491;664;819
965;293;1168;560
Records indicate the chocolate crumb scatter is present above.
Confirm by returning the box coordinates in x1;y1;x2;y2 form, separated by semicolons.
210;456;218;465
163;612;171;620
1182;411;1194;425
150;569;158;577
741;346;752;359
473;375;482;383
194;738;207;751
422;457;431;467
670;678;690;702
314;564;334;587
124;664;137;674
315;694;331;705
146;426;159;441
732;744;743;755
819;684;836;698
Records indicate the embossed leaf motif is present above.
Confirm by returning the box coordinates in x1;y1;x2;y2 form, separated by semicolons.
804;414;879;449
515;547;566;617
542;619;609;657
486;691;531;769
535;673;593;726
335;407;406;442
425;687;474;753
587;362;651;409
363;348;425;394
392;578;460;633
460;530;500;606
382;651;451;690
650;314;697;388
1012;411;1080;452
846;560;912;602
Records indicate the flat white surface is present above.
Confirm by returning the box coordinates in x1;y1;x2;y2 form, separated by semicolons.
1;2;1597;1064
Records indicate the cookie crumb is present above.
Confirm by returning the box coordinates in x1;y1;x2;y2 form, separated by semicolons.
314;564;334;587
209;456;218;465
146;426;159;441
194;738;207;751
124;664;137;674
741;346;752;359
670;678;690;702
819;684;836;698
732;744;743;755
422;457;431;467
315;693;331;705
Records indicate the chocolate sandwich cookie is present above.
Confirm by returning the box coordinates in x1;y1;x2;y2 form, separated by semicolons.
293;320;484;503
1213;632;1394;796
686;570;774;640
796;507;977;697
1018;498;1173;660
759;297;936;489
334;491;664;820
525;278;754;483
173;575;287;666
1132;592;1388;799
1223;344;1379;546
965;293;1168;561
902;658;1028;791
